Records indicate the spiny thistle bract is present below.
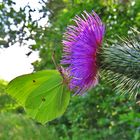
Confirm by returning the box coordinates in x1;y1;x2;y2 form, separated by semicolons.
61;11;105;95
100;33;140;98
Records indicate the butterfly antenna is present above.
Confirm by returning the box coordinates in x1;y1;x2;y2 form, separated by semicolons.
52;49;58;68
51;47;62;74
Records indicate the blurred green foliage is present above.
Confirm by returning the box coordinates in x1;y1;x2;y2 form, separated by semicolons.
0;112;58;140
0;80;16;112
0;0;140;139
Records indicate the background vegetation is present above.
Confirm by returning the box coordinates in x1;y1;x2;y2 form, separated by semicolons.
0;0;140;139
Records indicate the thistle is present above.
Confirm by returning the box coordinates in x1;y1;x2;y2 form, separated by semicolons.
61;11;105;95
100;33;140;98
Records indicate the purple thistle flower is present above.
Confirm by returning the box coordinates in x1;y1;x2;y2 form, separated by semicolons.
61;11;105;95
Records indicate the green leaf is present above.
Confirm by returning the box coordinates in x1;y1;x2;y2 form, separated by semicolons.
6;70;70;124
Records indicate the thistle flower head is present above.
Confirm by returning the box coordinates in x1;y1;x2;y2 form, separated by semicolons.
61;11;105;95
